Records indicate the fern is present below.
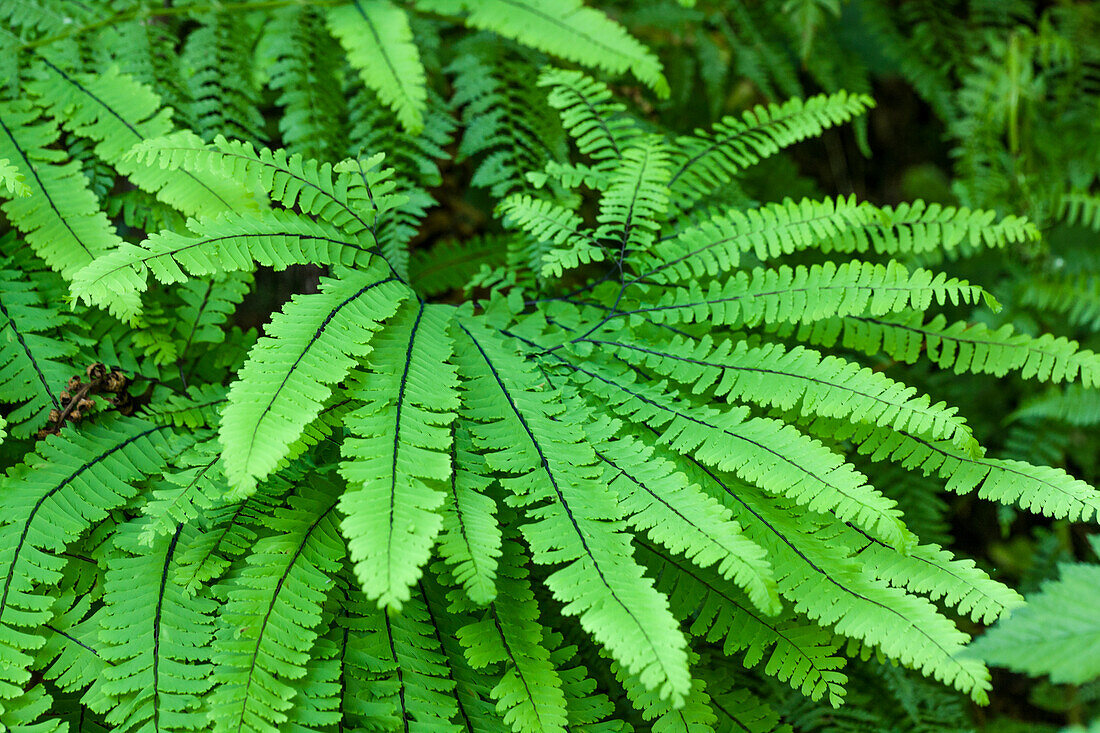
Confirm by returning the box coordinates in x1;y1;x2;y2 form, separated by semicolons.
3;6;1100;732
219;267;407;494
327;1;428;134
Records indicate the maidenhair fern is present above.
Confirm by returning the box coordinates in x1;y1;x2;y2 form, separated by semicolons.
1;2;1098;732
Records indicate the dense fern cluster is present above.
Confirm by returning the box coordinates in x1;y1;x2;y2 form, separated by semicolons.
1;2;1099;733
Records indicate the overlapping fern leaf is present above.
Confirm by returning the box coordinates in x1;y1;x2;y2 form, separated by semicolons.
2;7;1100;732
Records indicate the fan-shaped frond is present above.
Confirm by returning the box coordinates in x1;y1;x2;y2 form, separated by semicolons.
220;267;408;494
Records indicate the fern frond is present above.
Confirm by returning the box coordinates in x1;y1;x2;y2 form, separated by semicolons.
454;318;692;705
71;210;379;321
0;419;181;721
640;197;1036;284
1058;191;1100;231
26;63;254;217
174;272;252;360
340;579;468;730
538;68;641;163
338;302;459;609
590;426;780;615
173;482;285;595
610;654;717;733
260;6;346;160
587;333;976;450
99;522;215;733
1018;271;1100;330
560;356;911;548
179;13;266;145
498;195;607;279
457;0;668;96
635;538;848;706
220;266;407;495
455;537;569;733
126;134;402;237
0;100;122;279
625;260;986;336
1010;383;1100;426
449;40;568;198
849;529;1024;624
138;437;226;545
438;424;502;606
667;92;874;211
276;630;343;733
825;419;1100;522
209;483;345;733
802;313;1100;386
419;574;509;732
597;138;672;262
0;265;80;436
696;467;991;702
0;157;27;197
327;0;427;133
409;235;511;296
143;384;228;430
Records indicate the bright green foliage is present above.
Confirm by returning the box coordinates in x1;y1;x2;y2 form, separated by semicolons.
1;3;1099;732
0;100;122;279
327;1;427;134
219;267;407;494
339;302;459;609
